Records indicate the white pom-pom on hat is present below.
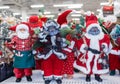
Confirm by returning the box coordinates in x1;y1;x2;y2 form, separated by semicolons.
72;10;77;13
85;11;92;16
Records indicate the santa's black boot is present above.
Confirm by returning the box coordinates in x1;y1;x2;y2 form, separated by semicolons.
45;80;51;84
86;74;91;82
26;76;32;82
56;79;62;84
16;78;21;82
110;70;115;76
95;74;103;82
118;69;120;75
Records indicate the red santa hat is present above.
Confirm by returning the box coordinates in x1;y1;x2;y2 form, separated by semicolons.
85;11;102;33
57;10;73;28
0;50;2;55
29;15;43;28
9;25;17;31
16;22;31;33
9;22;31;32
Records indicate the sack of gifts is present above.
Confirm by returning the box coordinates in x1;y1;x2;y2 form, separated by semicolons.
98;54;109;69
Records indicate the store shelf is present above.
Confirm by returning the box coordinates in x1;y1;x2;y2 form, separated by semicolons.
1;70;120;84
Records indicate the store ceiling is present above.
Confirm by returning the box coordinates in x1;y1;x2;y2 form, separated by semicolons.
0;0;113;18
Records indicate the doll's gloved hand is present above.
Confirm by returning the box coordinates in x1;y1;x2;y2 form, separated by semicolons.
32;50;37;55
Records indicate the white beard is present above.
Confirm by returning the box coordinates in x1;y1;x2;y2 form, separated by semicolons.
17;31;29;39
85;32;104;51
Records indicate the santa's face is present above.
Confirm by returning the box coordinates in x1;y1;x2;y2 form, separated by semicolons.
88;26;100;35
17;28;29;39
48;26;59;36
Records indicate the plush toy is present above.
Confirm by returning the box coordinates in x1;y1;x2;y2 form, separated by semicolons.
74;12;111;82
109;24;120;76
7;22;35;82
57;9;76;79
37;19;67;84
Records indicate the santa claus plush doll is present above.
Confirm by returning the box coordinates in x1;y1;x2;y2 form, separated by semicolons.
7;22;35;82
74;12;111;82
109;24;120;75
57;9;76;79
37;19;67;84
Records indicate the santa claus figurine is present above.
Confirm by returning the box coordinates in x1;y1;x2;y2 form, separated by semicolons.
109;24;120;76
74;12;111;82
57;9;76;79
37;19;67;84
7;22;35;82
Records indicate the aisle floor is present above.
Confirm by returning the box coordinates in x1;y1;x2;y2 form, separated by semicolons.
1;70;120;84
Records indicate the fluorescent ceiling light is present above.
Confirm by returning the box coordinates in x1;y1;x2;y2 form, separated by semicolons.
75;11;82;13
44;12;51;14
0;6;10;9
97;9;102;12
30;5;44;8
13;13;21;15
100;2;109;5
45;15;55;18
72;18;79;20
53;4;83;7
68;4;83;8
71;14;81;17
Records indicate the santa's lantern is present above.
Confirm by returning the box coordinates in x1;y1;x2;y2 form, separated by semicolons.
103;6;114;16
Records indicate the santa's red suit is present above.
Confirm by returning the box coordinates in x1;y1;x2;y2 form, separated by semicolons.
109;47;120;71
62;39;75;77
37;20;67;84
74;13;111;75
7;23;35;82
40;34;65;79
74;34;110;74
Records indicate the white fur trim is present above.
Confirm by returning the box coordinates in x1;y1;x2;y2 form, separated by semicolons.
80;44;87;53
73;61;90;74
44;75;53;79
16;24;29;32
68;41;75;49
63;41;75;52
44;50;53;59
51;36;56;46
93;69;109;74
63;48;72;52
85;11;92;16
53;50;66;59
85;23;104;40
61;24;69;29
53;75;62;79
110;50;120;55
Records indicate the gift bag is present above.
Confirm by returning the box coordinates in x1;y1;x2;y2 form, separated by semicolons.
0;62;7;82
6;61;14;78
98;53;109;69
